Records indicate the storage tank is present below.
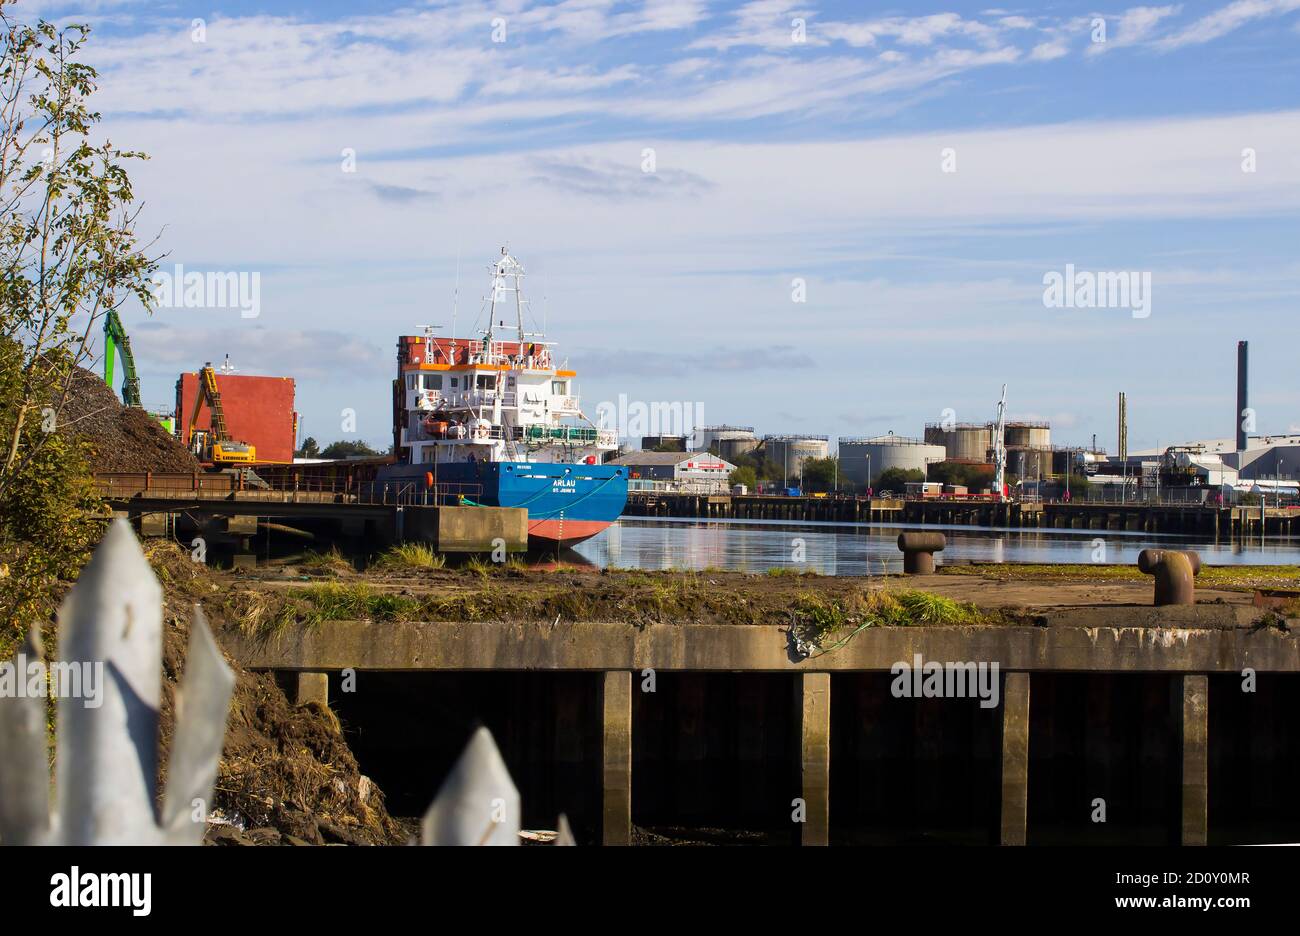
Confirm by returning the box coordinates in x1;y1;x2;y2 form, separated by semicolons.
1005;421;1051;449
1051;448;1095;474
1007;447;1053;479
764;434;829;483
924;422;992;463
839;434;946;488
718;435;759;461
695;424;755;452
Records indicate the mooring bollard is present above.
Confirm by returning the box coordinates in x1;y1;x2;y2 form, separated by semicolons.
1137;548;1202;606
898;532;946;574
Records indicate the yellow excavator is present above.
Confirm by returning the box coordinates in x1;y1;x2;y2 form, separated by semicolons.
188;363;257;466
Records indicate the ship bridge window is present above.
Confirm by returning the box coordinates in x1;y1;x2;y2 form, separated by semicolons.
552;380;568;396
477;375;494;390
428;374;443;390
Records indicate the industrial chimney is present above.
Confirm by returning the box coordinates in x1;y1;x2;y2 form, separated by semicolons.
1236;340;1249;454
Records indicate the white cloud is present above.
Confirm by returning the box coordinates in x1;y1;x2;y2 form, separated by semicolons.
1031;40;1069;60
1157;0;1300;49
1088;5;1182;54
129;322;389;381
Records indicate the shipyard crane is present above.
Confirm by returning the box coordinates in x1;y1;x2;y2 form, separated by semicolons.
102;310;142;408
188;362;257;467
992;383;1008;502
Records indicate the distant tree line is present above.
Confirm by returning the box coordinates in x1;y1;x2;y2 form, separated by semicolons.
295;437;387;459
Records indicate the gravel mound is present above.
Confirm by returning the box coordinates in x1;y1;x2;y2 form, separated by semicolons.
60;367;199;472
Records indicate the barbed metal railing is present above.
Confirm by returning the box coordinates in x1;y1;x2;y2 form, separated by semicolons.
0;521;566;846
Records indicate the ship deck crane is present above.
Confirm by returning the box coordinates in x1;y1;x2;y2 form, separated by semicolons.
188;362;256;466
992;383;1008;502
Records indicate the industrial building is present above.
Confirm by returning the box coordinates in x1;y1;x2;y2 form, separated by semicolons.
922;419;1052;477
609;450;737;494
175;369;298;464
838;434;946;488
763;435;829;484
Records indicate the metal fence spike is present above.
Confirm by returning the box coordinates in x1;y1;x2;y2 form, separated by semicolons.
0;630;52;845
162;605;236;844
421;726;520;846
55;518;163;845
24;625;44;660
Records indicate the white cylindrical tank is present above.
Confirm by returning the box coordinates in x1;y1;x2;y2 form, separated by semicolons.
763;435;830;483
839;435;946;488
695;424;756;451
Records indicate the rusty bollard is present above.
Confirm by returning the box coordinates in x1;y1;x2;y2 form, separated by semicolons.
898;532;946;574
1137;548;1202;606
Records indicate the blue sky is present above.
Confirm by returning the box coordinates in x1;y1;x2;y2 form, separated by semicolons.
31;0;1300;452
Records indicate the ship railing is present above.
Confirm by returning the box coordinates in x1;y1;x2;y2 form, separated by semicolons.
523;425;601;443
369;480;485;507
420;389;518;410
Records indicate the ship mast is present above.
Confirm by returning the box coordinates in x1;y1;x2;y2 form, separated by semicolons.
481;247;543;367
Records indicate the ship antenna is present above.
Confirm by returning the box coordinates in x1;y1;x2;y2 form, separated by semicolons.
451;249;460;354
515;252;526;360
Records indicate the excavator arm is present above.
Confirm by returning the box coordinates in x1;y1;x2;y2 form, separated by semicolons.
188;364;256;466
102;310;142;408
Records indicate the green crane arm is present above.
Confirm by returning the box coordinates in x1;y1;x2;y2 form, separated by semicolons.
103;310;142;408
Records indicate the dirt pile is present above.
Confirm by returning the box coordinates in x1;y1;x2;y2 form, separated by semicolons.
147;541;406;845
61;366;199;472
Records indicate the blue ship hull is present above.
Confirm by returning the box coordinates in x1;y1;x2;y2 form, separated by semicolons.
379;461;628;547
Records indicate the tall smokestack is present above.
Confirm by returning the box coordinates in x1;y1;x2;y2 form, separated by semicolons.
1236;340;1249;453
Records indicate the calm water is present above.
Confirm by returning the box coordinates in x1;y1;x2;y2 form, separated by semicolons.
570;517;1300;575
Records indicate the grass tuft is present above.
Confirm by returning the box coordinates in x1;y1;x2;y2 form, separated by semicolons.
372;543;446;570
789;588;986;655
299;547;354;576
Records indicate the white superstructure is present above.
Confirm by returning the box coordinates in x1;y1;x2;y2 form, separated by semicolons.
395;249;618;466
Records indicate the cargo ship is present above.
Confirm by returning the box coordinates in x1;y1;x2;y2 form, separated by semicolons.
380;249;627;547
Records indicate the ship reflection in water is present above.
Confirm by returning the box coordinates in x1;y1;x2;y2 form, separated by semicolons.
569;517;1300;574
